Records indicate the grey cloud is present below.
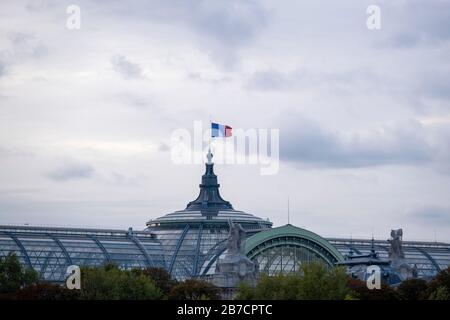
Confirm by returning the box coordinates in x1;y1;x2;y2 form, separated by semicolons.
187;72;232;84
109;172;145;187
417;69;450;100
281;118;433;168
99;0;267;68
11;32;33;46
25;0;59;12
190;0;267;47
386;33;422;49
411;1;450;43
383;1;450;49
247;65;450;110
46;162;95;181
409;206;450;225
184;0;268;68
0;61;5;77
0;146;34;158
8;32;48;59
113;92;154;110
107;0;267;47
246;68;371;92
0;32;48;77
158;142;170;152
111;55;143;79
247;69;301;91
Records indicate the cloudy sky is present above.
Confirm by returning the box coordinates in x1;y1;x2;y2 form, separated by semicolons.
0;0;449;241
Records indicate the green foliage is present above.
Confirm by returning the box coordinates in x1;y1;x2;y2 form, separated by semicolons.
397;279;428;300
434;266;450;289
133;267;177;297
298;262;349;299
428;286;450;300
168;279;220;300
235;262;350;300
79;264;162;300
427;266;450;300
235;282;255;300
15;282;80;300
4;253;450;301
346;277;401;300
236;273;301;299
0;253;38;294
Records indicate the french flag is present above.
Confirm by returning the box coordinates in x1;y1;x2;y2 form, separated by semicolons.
211;122;232;137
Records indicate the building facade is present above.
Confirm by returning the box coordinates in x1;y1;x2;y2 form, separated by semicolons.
1;154;449;283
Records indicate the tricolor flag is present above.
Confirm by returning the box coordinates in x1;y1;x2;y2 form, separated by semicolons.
211;122;232;138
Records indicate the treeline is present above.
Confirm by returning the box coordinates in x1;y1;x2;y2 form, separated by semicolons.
236;262;450;300
0;253;219;300
1;253;449;300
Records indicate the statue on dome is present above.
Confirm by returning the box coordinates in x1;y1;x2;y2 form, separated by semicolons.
211;220;258;297
388;229;405;260
206;148;213;164
388;228;416;281
226;220;246;255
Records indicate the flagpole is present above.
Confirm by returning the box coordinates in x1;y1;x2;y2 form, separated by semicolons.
208;114;212;164
287;196;290;225
209;114;212;153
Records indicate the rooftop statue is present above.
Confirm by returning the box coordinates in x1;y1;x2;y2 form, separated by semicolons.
226;220;246;255
211;220;258;297
388;228;405;260
388;228;416;281
206;148;213;164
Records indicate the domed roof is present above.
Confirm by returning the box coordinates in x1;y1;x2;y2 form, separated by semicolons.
245;224;344;263
146;151;271;228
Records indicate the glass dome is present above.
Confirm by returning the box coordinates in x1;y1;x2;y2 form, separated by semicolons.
146;153;272;280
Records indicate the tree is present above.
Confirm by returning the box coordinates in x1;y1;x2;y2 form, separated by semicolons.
236;262;350;300
435;266;450;289
15;282;80;300
427;266;450;300
235;282;256;300
428;286;450;300
0;253;38;295
79;264;162;300
236;273;302;300
168;279;220;300
397;279;428;300
346;278;401;300
133;267;177;297
297;262;349;299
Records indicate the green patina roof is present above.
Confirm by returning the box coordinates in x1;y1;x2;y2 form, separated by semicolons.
245;224;345;262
